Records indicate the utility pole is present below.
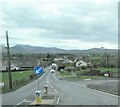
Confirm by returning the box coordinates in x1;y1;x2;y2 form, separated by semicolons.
101;47;108;84
105;48;108;84
6;31;13;89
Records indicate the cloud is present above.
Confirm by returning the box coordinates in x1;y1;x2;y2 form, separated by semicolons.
0;0;118;49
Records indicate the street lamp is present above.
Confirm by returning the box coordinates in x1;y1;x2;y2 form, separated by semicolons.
101;47;108;84
105;48;108;84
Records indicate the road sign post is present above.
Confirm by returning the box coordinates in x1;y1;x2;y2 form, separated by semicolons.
34;66;43;105
34;66;43;90
104;73;109;84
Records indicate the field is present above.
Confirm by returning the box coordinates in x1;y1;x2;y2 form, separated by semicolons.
59;67;118;80
1;69;39;93
96;68;118;73
2;70;34;85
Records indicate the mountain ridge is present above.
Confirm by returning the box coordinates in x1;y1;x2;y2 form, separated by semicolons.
1;44;118;55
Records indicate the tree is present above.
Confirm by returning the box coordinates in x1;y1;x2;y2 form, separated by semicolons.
46;53;50;60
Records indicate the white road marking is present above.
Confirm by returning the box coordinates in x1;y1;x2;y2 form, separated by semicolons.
24;100;32;103
48;81;58;93
48;81;53;88
51;85;54;89
47;80;49;83
54;89;58;93
83;85;119;97
57;97;60;104
84;79;91;80
17;99;26;105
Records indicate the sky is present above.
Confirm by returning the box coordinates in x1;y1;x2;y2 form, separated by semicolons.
0;0;119;50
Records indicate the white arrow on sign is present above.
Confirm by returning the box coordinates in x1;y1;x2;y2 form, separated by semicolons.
36;68;42;74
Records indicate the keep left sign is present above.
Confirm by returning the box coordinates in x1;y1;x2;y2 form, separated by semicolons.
34;66;43;76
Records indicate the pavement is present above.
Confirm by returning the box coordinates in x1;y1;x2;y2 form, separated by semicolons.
1;66;119;106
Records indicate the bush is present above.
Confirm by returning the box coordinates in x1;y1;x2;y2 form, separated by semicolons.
81;66;87;69
58;66;65;71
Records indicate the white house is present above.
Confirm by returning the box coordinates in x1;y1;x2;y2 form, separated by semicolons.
54;58;64;61
76;60;87;67
63;59;73;64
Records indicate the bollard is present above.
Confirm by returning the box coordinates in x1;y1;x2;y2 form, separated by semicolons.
35;91;42;105
44;85;48;96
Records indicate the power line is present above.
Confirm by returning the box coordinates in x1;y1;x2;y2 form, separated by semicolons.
16;0;40;25
1;1;40;32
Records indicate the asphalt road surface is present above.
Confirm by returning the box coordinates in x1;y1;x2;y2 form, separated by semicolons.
1;66;119;106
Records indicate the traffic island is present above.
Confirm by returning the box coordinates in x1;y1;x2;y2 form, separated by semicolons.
31;92;57;105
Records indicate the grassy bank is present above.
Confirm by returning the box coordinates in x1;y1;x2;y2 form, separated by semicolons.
96;68;118;73
58;67;118;80
1;70;41;93
60;75;106;81
2;70;34;85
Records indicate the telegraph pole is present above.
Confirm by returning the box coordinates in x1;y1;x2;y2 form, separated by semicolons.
6;31;13;89
105;48;108;84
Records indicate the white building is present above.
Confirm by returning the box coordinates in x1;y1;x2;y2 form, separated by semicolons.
54;58;64;61
76;60;87;67
63;59;73;64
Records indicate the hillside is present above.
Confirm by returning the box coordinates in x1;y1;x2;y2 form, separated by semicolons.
1;44;118;55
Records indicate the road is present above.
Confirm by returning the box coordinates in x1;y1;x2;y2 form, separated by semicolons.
1;66;119;106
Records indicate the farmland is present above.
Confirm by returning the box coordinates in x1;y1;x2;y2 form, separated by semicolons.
58;67;119;80
2;70;34;85
1;70;39;93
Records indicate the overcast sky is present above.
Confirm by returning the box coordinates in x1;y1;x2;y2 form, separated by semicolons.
0;0;118;50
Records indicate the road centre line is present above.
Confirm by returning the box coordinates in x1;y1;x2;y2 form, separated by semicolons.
49;82;54;89
51;86;54;89
57;97;60;104
47;80;58;93
54;89;58;93
17;99;26;105
48;81;53;88
83;85;119;98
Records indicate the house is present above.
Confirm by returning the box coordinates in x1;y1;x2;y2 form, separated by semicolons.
76;60;87;67
0;61;7;71
63;59;73;64
54;58;64;61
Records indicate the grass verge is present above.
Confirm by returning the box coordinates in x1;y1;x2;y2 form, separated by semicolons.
1;70;43;93
58;71;106;81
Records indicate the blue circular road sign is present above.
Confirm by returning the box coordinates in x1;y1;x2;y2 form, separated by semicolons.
34;66;43;76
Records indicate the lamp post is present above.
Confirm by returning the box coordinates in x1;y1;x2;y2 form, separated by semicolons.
101;47;108;84
105;48;108;84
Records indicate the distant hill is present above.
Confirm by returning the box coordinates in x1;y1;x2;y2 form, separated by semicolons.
10;44;66;54
1;44;118;55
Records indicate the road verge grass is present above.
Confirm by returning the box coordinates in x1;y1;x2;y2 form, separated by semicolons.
57;72;106;81
1;70;43;93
